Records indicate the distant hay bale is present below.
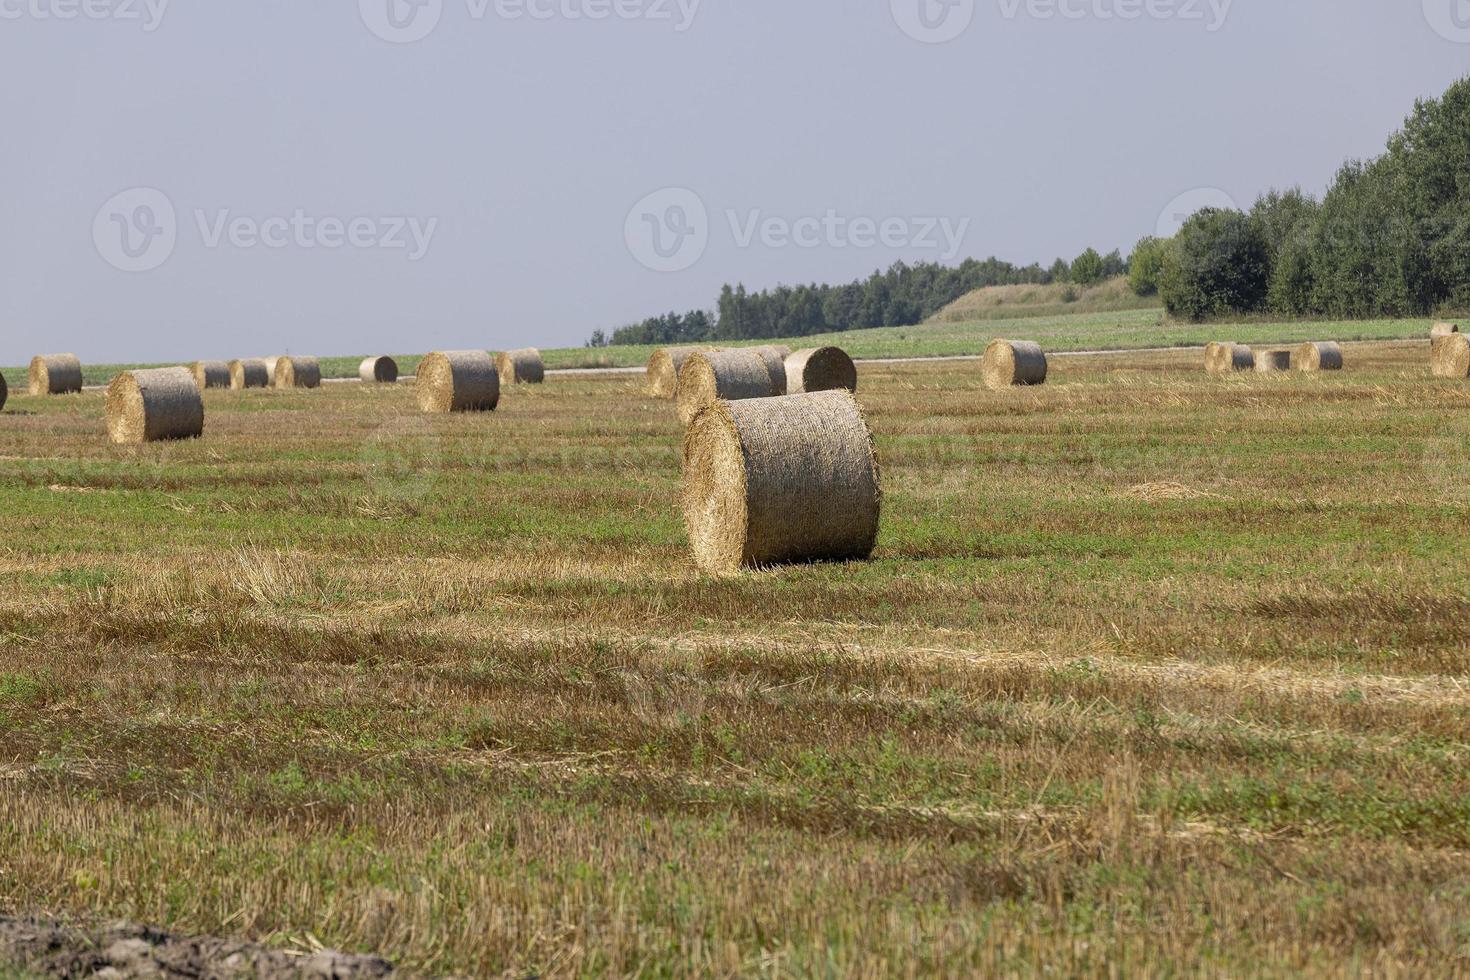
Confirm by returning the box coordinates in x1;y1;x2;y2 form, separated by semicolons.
417;350;500;413
0;372;7;412
981;340;1047;389
106;367;204;445
1204;342;1254;373
274;356;322;389
1294;341;1343;372
1432;322;1460;340
229;359;270;390
1433;333;1470;378
190;361;231;389
786;347;858;394
261;357;282;386
676;349;784;424
495;348;545;385
748;345;792;394
359;356;399;384
1255;349;1292;373
647;346;715;398
28;354;83;396
682;390;881;574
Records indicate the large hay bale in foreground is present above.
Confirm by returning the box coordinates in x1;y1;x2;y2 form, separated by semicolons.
676;349;783;424
1255;349;1292;373
647;346;715;399
190;361;231;389
1294;341;1343;372
682;390;881;574
229;359;270;390
1434;333;1470;378
495;348;545;385
273;356;321;389
28;354;83;395
359;356;399;384
106;367;204;445
981;340;1047;390
418;350;500;413
1204;341;1254;373
786;347;858;394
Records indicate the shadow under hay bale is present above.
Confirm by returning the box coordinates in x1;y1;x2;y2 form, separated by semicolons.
229;359;270;390
981;340;1047;390
1295;341;1343;372
1433;333;1470;378
28;354;83;396
360;356;399;384
418;350;500;413
682;390;881;574
274;356;321;389
106;367;204;445
786;347;858;394
647;346;716;399
496;348;545;385
676;349;784;424
1255;349;1292;373
190;361;231;389
1205;342;1254;373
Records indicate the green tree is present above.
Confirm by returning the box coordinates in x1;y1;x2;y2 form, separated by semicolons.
1158;208;1271;321
1127;237;1166;296
1071;248;1104;286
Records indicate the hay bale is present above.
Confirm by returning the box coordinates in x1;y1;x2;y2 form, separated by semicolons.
261;356;282;386
274;356;322;389
1204;342;1254;373
0;372;7;412
682;390;881;573
417;350;500;413
495;348;545;385
1255;349;1292;373
675;349;783;424
1434;333;1470;378
28;354;83;396
359;356;399;384
106;367;204;444
1294;341;1343;372
1432;322;1460;340
190;361;231;389
647;346;716;399
748;345;792;394
786;347;858;394
981;340;1047;389
229;359;270;390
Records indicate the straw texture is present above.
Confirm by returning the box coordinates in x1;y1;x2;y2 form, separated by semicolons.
229;359;270;390
1434;333;1470;378
1294;342;1343;372
28;354;83;396
749;345;792;394
273;356;322;389
1205;342;1255;373
261;357;282;387
786;347;858;394
981;340;1047;389
682;390;881;574
1255;350;1292;373
676;349;784;424
647;346;715;398
190;361;231;390
1432;322;1460;341
106;367;205;445
359;356;399;384
496;348;545;385
417;350;500;413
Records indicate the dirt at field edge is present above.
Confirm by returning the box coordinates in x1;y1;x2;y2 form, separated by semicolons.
0;916;396;979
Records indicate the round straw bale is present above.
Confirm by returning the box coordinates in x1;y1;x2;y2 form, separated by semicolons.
1432;322;1460;341
981;340;1047;390
1255;349;1292;373
359;356;399;384
1204;342;1254;373
261;357;282;386
676;349;783;424
495;348;545;385
229;359;270;390
106;367;204;445
682;390;881;574
273;356;322;389
190;361;231;389
647;346;716;398
1294;341;1343;372
748;345;792;394
417;350;500;413
28;354;83;396
786;347;858;394
1434;333;1470;378
0;372;7;412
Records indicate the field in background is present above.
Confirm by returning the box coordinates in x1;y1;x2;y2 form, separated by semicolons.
929;275;1159;322
3;340;1470;974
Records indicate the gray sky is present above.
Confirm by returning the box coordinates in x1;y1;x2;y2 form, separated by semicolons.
1;1;1467;364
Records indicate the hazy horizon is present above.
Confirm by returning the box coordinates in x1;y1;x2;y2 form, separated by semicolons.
2;1;1467;364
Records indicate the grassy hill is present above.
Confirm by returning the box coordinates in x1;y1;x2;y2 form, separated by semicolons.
929;276;1160;323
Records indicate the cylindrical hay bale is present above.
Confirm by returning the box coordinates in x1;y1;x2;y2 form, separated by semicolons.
229;359;270;390
274;356;322;389
786;347;858;394
1432;322;1460;341
1205;342;1254;374
683;390;881;574
417;350;500;413
647;346;715;398
1255;349;1292;373
359;356;399;384
1434;333;1470;379
495;348;545;385
190;361;231;390
106;367;204;445
676;349;783;424
981;340;1047;390
261;356;282;386
748;345;792;394
0;372;7;412
1294;341;1343;372
28;354;83;396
